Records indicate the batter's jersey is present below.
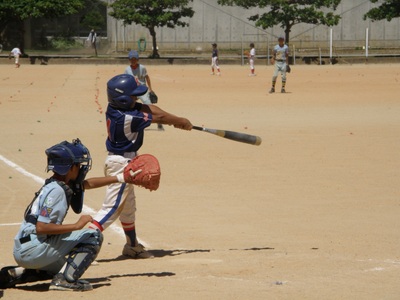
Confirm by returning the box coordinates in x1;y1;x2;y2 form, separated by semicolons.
105;103;153;154
124;64;148;86
15;180;68;243
273;44;289;61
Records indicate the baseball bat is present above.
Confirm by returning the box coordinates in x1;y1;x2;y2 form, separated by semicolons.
192;126;262;146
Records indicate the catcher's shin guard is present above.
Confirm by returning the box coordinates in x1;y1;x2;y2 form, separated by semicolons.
64;231;103;282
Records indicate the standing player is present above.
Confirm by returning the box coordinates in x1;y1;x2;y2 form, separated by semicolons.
88;74;192;259
0;138;133;291
125;50;164;131
248;43;256;76
9;47;22;68
210;43;221;76
269;36;289;93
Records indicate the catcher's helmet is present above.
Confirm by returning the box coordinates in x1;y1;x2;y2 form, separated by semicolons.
45;138;92;176
107;74;147;110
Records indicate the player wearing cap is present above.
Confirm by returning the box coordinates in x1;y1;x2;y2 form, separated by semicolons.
248;43;256;76
211;43;221;76
125;50;164;130
269;36;289;93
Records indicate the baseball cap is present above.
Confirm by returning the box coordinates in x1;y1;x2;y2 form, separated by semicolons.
278;36;285;40
128;50;139;59
212;43;217;47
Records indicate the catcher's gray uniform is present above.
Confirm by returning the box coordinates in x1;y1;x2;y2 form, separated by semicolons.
14;180;102;274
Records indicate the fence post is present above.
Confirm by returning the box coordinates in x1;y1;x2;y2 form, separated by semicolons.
293;44;296;65
365;27;369;63
319;48;322;65
329;27;333;64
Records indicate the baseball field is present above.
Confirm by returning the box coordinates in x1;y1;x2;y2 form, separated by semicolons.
0;62;399;299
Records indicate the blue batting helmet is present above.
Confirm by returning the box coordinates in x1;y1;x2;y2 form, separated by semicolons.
107;74;148;110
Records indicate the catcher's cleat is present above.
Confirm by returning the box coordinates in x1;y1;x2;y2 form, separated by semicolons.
281;88;286;93
269;88;275;94
49;273;92;292
0;267;53;288
122;243;154;259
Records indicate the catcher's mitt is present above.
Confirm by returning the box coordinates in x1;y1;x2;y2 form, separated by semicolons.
123;154;161;191
286;65;291;73
149;91;158;104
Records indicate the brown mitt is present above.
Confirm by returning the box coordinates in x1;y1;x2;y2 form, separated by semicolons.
123;154;161;191
286;65;291;73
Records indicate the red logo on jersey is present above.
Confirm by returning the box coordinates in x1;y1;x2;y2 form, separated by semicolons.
106;118;112;140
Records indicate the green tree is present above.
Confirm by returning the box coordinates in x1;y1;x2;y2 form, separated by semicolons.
364;0;400;21
217;0;341;45
80;0;107;31
109;0;195;58
0;0;85;50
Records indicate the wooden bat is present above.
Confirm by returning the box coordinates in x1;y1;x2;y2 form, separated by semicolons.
192;126;262;146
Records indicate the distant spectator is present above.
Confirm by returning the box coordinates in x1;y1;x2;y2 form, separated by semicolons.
87;29;97;56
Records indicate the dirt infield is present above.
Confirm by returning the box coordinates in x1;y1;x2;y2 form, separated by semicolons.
0;62;399;299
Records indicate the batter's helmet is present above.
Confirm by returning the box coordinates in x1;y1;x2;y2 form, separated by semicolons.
46;138;92;176
107;74;147;110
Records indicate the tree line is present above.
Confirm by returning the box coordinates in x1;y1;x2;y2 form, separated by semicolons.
1;0;399;58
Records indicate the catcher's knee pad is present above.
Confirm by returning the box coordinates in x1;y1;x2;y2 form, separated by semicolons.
64;231;103;282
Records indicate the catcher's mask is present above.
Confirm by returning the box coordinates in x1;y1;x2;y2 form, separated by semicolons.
107;74;148;110
45;138;92;213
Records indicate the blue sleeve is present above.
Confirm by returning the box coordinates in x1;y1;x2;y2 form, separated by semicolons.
125;110;152;132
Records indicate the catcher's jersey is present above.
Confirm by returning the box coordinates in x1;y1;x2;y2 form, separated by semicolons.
124;64;147;86
15;181;68;242
105;104;153;154
273;44;289;60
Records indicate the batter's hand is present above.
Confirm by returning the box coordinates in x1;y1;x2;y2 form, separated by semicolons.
174;118;192;130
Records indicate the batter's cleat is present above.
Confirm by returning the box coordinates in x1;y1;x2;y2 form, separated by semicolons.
281;88;286;93
248;74;256;77
49;273;92;292
122;243;154;259
269;88;275;94
210;72;215;75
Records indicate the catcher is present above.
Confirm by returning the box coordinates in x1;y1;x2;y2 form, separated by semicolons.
0;138;148;291
88;74;192;259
